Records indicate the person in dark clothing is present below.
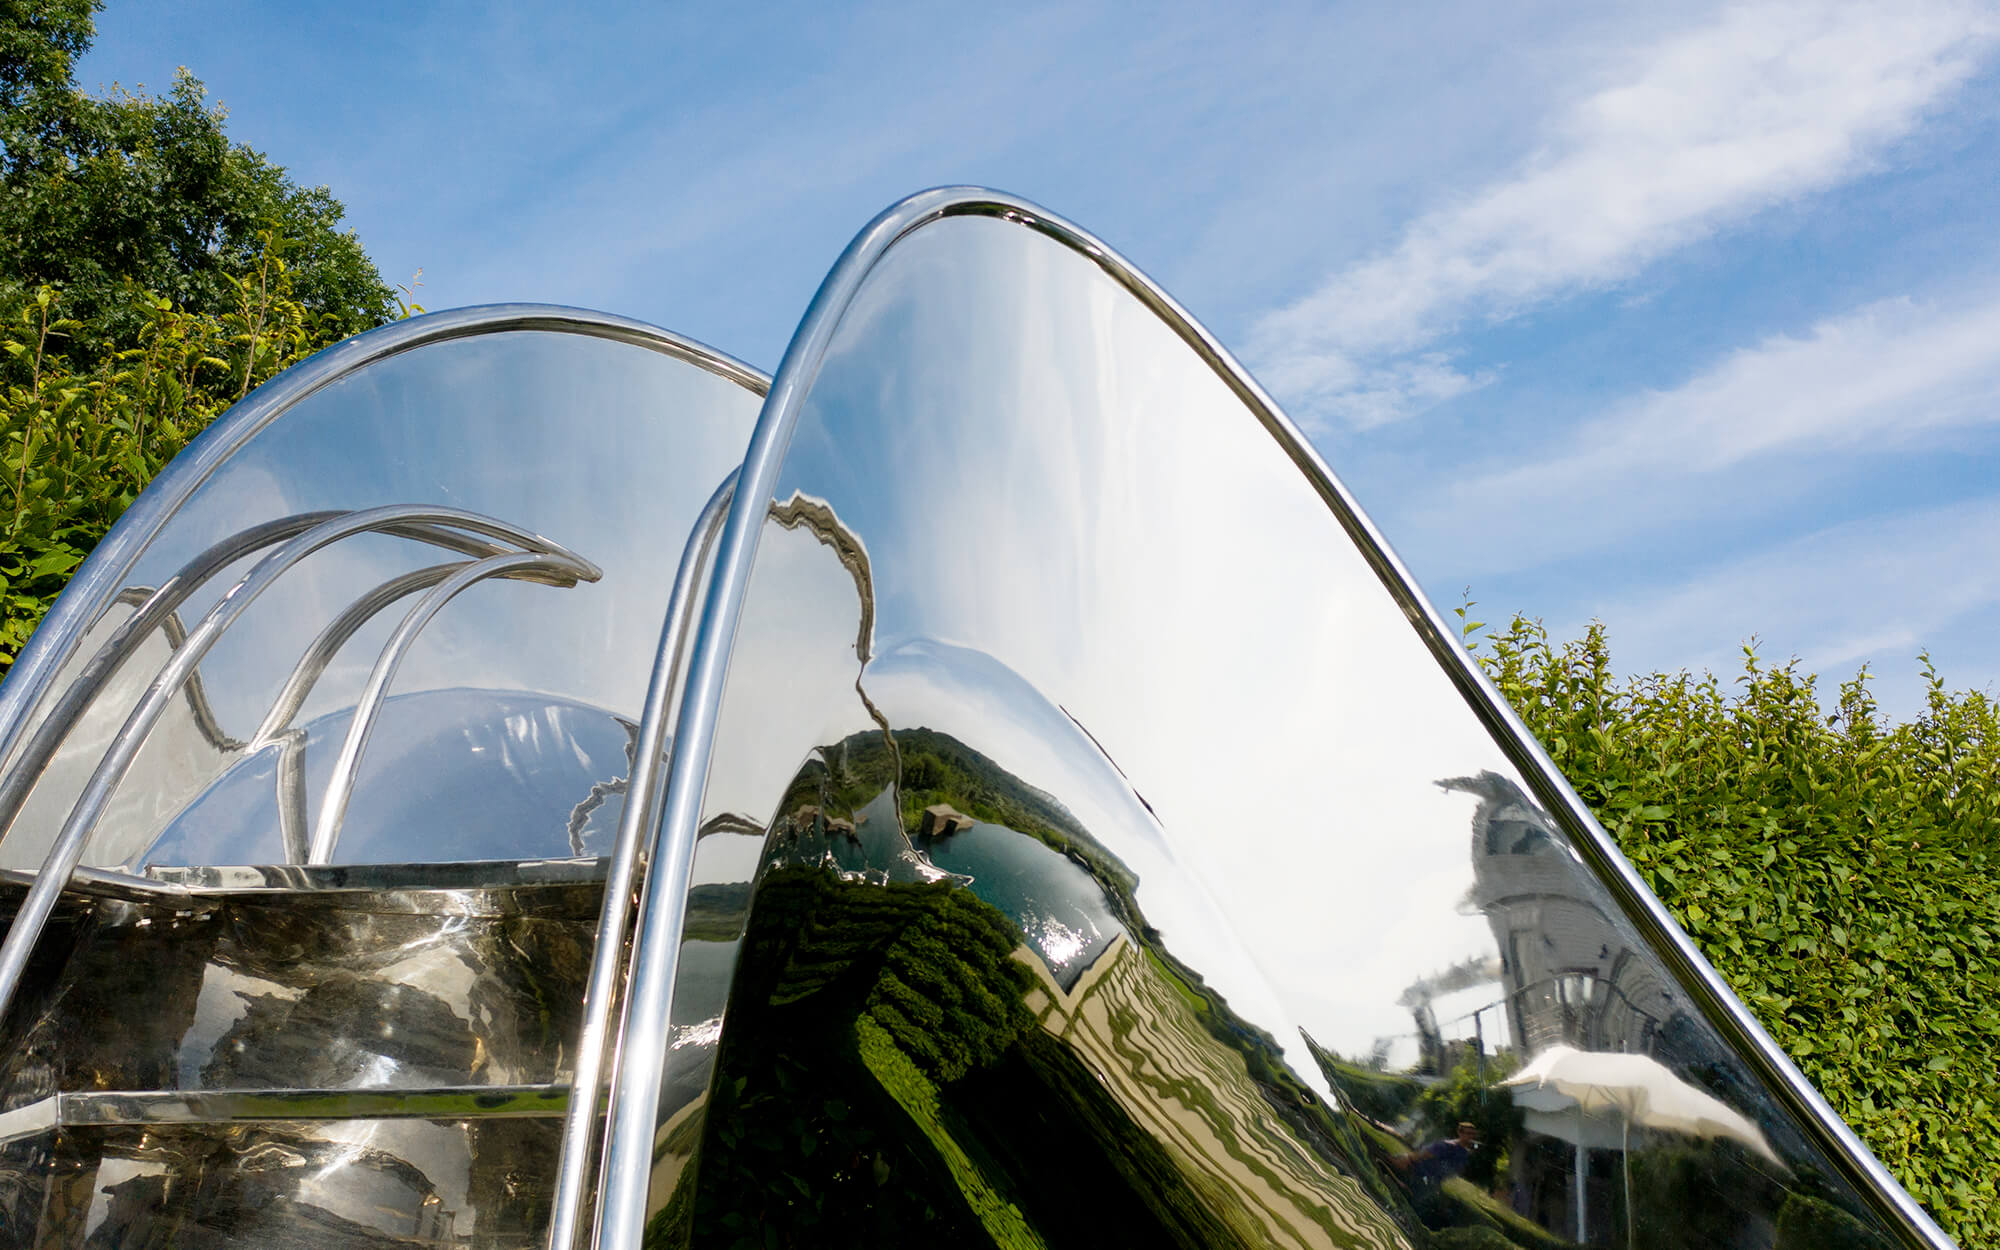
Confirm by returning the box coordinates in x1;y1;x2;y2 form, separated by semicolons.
1395;1121;1479;1194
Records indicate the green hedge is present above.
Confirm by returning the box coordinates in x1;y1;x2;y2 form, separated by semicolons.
1474;614;1999;1246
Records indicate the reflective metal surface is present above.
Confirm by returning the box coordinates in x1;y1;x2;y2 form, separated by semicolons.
610;191;1949;1250
546;471;737;1250
0;863;597;1245
0;307;767;1248
3;1117;564;1245
0;872;602;1101
0;309;764;877
0;209;1951;1250
0;506;601;1020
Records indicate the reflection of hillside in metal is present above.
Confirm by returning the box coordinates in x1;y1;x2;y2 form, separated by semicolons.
691;863;1414;1250
1022;933;1411;1250
702;487;1418;1246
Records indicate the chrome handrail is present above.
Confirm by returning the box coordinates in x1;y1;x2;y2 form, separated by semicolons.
0;504;595;1022
546;470;736;1250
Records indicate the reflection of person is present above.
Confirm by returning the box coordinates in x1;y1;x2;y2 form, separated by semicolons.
1393;1121;1479;1195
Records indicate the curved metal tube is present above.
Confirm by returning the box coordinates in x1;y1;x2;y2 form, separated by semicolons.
0;505;598;1022
0;306;767;848
273;728;311;865
250;563;472;750
0;513;541;853
595;187;1954;1250
109;588;236;752
305;549;600;865
0;512;338;843
546;470;735;1250
251;561;468;864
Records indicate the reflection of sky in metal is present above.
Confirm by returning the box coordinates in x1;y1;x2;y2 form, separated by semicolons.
143;688;636;866
752;216;1533;1077
14;329;758;870
143;331;755;725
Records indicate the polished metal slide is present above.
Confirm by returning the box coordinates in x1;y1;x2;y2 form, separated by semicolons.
0;193;1954;1250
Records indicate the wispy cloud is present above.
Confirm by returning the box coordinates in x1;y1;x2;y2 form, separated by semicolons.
1412;287;2000;571
1250;0;1998;429
1567;495;2000;713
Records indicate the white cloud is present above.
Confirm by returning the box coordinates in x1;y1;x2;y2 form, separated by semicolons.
1251;0;1998;429
1413;288;2000;571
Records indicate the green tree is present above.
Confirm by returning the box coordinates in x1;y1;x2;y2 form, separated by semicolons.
0;0;393;362
0;0;93;113
0;2;399;675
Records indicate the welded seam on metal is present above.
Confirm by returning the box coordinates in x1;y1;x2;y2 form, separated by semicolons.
306;548;601;864
546;471;736;1250
0;305;767;804
593;187;1950;1250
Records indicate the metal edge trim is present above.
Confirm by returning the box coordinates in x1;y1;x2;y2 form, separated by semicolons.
0;304;770;801
604;186;1954;1250
594;191;963;1250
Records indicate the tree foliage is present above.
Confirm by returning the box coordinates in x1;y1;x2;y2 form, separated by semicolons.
1473;614;2000;1247
0;2;394;676
0;251;335;668
0;0;393;362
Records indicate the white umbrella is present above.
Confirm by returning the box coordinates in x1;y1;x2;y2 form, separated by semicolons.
1503;1045;1783;1243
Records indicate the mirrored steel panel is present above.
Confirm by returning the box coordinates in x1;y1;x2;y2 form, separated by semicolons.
0;311;763;874
627;195;1945;1250
0;308;768;1250
0;201;1950;1250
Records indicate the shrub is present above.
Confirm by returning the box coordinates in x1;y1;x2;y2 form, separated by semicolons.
0;249;342;674
1474;614;2000;1246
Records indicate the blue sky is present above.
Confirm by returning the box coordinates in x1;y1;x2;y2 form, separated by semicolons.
78;0;2000;718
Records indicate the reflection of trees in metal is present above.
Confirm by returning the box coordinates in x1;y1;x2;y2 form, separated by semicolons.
0;868;600;1243
47;1117;561;1246
687;865;1411;1250
707;479;1420;1243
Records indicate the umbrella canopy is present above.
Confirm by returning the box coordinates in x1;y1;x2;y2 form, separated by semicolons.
1503;1045;1782;1164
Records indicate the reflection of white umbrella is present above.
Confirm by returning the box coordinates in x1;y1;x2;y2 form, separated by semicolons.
1503;1046;1782;1243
